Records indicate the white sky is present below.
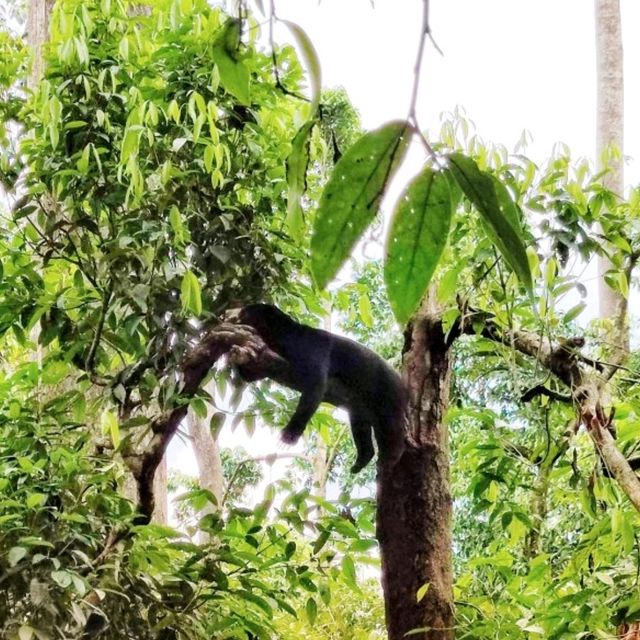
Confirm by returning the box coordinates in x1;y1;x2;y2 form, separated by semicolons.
172;0;640;490
274;0;640;187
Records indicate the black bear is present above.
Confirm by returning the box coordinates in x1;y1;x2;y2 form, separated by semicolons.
237;304;406;473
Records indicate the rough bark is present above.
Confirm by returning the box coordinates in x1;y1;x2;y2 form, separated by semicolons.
377;299;454;640
595;0;626;348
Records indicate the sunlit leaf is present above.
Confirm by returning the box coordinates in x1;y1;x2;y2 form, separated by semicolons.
8;546;27;567
341;554;358;590
358;292;373;327
447;152;533;294
416;582;430;603
311;120;411;289
305;597;318;625
385;167;452;323
563;302;586;324
181;270;202;316
101;410;120;449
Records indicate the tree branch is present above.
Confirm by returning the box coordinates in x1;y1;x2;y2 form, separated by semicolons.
124;321;361;523
520;384;572;404
456;307;640;513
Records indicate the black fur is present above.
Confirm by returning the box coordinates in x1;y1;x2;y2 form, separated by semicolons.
238;303;406;473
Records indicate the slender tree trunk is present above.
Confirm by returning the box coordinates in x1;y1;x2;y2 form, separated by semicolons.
189;383;225;540
27;0;54;88
151;456;168;524
189;407;224;507
312;433;329;500
377;298;454;639
595;0;626;351
524;464;550;559
311;314;333;503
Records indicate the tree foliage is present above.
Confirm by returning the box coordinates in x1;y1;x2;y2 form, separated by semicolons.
2;0;640;638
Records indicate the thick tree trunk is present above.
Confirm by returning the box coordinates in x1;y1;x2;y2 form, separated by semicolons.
377;302;454;640
595;0;626;347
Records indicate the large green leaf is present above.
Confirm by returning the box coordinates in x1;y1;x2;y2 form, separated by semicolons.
385;167;453;323
311;120;411;289
447;152;532;293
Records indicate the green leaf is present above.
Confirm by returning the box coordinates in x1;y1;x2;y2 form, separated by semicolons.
438;263;463;303
341;554;358;590
416;582;430;603
181;270;202;316
209;412;225;437
286;121;314;241
305;597;318;625
77;144;90;173
215;49;249;104
311;120;412;289
618;271;629;297
384;167;452;323
101;410;120;449
51;570;72;588
447;153;533;294
169;205;187;244
26;493;46;509
312;529;331;555
358;292;373;327
282;20;321;114
167;99;180;123
121;127;140;162
563;302;586;324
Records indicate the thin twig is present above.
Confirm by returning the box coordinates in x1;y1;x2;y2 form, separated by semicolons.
85;279;114;372
407;0;437;160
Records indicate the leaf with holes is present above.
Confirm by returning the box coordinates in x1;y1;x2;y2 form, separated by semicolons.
447;152;532;294
385;167;452;323
311;120;411;289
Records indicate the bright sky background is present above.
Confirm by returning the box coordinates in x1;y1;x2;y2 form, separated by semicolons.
172;0;640;495
275;0;640;186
